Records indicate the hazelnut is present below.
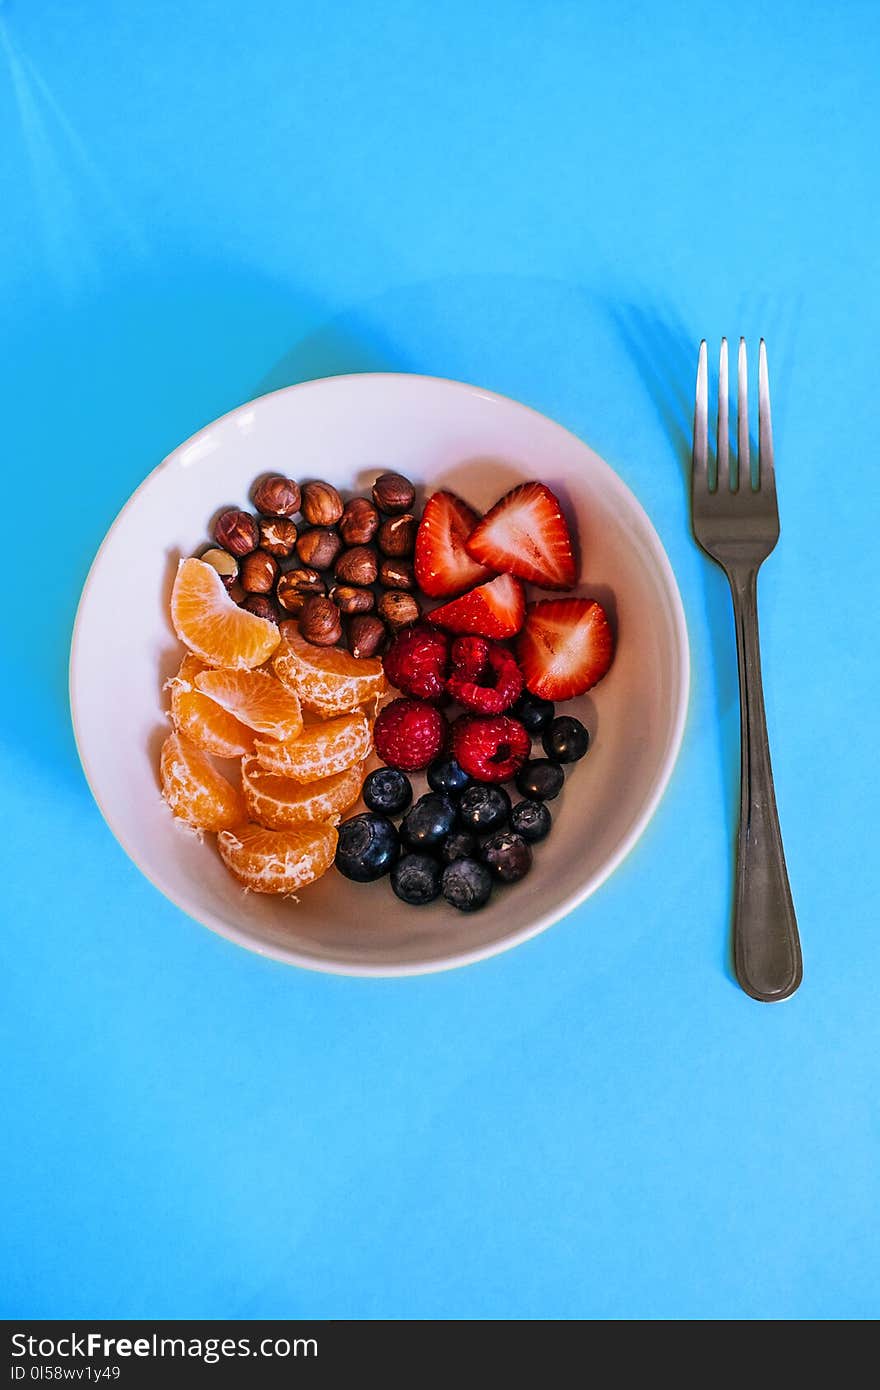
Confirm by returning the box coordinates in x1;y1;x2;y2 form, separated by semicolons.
252;474;301;517
299;594;343;647
301;480;344;526
258;516;298;557
378;590;421;630
213;508;259;557
379;557;415;591
372;471;416;515
241;594;281;625
348;614;387;660
377;513;416;557
276;567;325;613
239;549;279;594
200;546;238;590
296;526;343;570
339;496;380;546
330;584;375;615
334;545;379;586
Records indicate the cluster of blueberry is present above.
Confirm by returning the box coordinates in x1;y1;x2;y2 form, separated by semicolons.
334;695;590;911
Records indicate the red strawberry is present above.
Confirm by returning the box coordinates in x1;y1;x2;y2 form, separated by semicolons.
427;573;525;639
374;698;449;771
414;491;494;598
465;482;576;590
452;714;531;783
516;598;614;700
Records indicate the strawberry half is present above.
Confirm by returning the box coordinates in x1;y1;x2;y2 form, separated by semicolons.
428;573;525;640
516;598;614;700
414;490;494;598
465;481;576;590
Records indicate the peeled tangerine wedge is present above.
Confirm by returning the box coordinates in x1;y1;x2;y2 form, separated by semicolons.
167;654;255;758
170;557;280;670
242;757;364;829
273;621;387;716
160;731;245;831
217;822;338;894
253;711;371;782
194;668;303;741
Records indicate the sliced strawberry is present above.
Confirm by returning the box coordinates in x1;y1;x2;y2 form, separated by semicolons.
465;481;576;590
516;598;614;700
414;491;494;598
428;573;525;639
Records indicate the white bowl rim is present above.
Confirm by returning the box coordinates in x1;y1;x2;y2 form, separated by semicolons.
69;372;690;978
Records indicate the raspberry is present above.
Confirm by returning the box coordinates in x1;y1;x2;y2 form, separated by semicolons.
374;698;449;772
383;623;450;702
452;714;531;783
447;640;524;714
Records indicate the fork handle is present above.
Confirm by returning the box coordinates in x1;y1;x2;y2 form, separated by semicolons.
727;566;802;1001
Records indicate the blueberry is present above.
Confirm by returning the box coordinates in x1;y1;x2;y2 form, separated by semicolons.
391;852;442;905
457;784;511;833
362;767;413;816
335;813;400;882
401;793;457;851
481;830;532;883
441;858;493;912
427;756;471;798
509;799;552;843
440;830;480;864
542;715;590;763
512;691;555;734
514;759;565;801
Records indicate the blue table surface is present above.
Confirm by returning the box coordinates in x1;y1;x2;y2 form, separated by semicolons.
1;0;878;1321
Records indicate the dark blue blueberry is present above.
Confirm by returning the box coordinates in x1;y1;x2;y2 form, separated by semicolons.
427;756;471;798
440;830;480;864
514;758;565;801
401;793;457;851
480;830;532;883
542;715;590;763
512;690;555;734
457;783;511;833
509;799;552;843
391;852;442;905
441;858;493;912
335;812;400;882
362;767;413;816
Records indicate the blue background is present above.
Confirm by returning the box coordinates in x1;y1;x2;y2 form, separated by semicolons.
1;0;878;1320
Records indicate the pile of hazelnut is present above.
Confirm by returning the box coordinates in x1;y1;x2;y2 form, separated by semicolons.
199;471;421;658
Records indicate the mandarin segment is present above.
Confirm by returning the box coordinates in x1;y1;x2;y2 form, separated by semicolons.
166;654;255;758
194;668;303;741
170;557;280;669
253;710;372;782
217;822;338;894
159;731;246;831
273;621;387;716
241;757;365;829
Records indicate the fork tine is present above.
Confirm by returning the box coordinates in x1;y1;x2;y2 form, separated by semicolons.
758;339;774;492
717;338;729;493
693;339;708;490
737;338;749;492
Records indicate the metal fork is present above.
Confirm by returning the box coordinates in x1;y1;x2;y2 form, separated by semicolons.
692;338;802;1002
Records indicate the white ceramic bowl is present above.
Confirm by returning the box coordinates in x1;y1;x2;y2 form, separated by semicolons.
70;374;689;976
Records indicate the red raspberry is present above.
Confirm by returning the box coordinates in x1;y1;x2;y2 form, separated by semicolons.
382;623;451;702
374;698;449;771
452;714;531;783
447;640;524;714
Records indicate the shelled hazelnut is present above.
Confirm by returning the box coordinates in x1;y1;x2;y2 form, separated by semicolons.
379;557;415;591
252;474;301;517
377;513;416;557
241;594;281;624
200;546;238;590
276;567;324;613
299;594;343;647
330;584;375;615
372;472;415;515
378;590;421;630
348;614;387;659
339;497;380;545
258;516;298;557
213;508;259;557
296;527;342;570
301;480;344;526
334;545;379;586
240;550;279;594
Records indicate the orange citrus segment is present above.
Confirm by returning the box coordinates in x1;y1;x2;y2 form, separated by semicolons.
166;654;255;758
253;711;372;782
170;557;280;669
160;731;246;831
273;621;387;716
241;757;364;829
217;822;338;894
194;668;303;741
